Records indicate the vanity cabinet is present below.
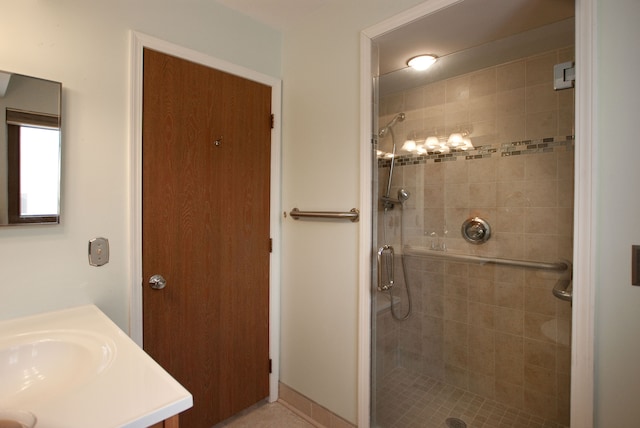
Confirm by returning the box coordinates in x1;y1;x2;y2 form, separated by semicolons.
149;414;179;428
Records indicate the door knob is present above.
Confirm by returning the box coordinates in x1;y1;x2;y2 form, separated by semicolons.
149;274;167;290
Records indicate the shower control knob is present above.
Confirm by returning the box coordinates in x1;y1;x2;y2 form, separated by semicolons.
149;274;167;290
467;224;485;239
461;217;491;244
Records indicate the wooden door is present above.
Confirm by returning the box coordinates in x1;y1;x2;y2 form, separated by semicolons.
142;48;272;427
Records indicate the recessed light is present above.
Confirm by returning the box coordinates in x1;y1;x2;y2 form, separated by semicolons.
407;54;437;71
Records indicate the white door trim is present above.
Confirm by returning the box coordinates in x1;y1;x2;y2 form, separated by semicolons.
128;31;282;402
358;1;596;426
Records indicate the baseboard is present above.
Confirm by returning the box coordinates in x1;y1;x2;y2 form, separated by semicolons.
278;382;356;428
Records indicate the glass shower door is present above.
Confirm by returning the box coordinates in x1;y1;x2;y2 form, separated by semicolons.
371;39;575;428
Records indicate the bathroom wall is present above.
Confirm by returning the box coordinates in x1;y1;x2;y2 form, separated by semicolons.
0;1;281;329
376;47;574;425
280;0;427;423
595;0;640;425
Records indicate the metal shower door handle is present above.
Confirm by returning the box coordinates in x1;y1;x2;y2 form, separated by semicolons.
149;274;167;290
377;245;395;291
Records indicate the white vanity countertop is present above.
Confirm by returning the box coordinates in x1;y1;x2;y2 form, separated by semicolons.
0;304;193;428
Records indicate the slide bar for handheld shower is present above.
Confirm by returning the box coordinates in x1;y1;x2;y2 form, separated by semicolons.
379;112;406;202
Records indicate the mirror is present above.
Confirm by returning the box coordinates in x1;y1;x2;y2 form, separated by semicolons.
0;71;61;225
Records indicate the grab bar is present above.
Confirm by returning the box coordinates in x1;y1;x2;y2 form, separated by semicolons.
404;245;569;272
377;245;394;291
553;279;573;302
289;208;360;222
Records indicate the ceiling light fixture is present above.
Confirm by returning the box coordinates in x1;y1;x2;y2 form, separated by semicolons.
407;54;438;71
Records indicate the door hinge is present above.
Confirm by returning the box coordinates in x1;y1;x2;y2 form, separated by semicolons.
269;358;272;373
554;61;575;90
270;114;275;129
269;238;273;253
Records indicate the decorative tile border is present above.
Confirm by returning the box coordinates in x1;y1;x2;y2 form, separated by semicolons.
377;135;574;168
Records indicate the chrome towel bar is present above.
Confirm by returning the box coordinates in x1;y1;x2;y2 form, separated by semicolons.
404;245;569;271
289;208;360;222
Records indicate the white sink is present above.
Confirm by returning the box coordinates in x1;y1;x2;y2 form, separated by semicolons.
0;329;114;403
0;305;191;427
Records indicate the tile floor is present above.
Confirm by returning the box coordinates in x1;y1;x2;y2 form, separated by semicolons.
375;367;569;428
212;366;570;428
214;401;316;427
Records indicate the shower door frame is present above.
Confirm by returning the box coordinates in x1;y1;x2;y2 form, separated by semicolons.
357;0;596;427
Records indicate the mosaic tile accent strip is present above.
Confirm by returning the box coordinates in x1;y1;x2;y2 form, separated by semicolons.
375;367;568;428
377;136;574;168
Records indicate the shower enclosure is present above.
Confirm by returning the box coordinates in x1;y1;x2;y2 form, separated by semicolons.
371;5;575;428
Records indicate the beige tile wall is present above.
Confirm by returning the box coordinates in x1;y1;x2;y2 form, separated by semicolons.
375;47;574;425
379;47;575;154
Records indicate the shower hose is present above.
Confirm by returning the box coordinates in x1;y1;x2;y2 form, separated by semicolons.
382;204;412;321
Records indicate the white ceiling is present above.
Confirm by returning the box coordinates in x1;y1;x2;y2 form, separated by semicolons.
216;0;575;94
375;0;574;75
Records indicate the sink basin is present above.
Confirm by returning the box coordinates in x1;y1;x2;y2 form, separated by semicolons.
0;305;191;427
0;329;115;404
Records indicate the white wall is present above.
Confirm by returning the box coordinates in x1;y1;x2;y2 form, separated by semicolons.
280;0;427;423
594;0;640;425
0;1;281;330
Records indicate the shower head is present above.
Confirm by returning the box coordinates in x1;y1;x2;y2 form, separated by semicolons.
398;188;410;202
378;112;405;138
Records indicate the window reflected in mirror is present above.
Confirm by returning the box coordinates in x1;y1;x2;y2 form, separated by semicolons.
7;120;60;223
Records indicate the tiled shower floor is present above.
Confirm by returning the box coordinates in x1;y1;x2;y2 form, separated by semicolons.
375;367;568;428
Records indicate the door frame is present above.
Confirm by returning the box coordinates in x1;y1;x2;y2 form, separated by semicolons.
358;0;596;427
128;31;282;402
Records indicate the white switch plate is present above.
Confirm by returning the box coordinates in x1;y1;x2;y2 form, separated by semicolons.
88;237;109;267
